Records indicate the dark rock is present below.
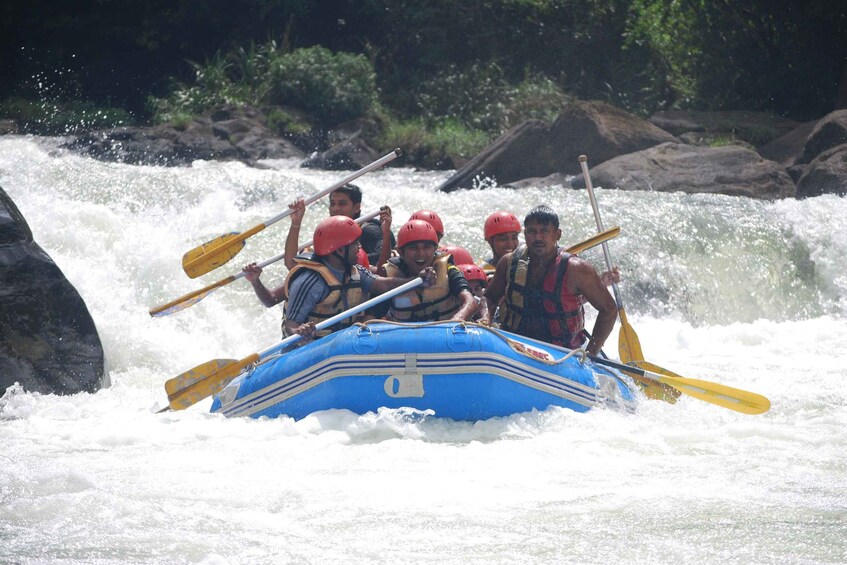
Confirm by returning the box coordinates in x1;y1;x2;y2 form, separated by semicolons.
758;120;818;166
438;120;551;192
648;110;801;146
787;164;808;184
63;105;304;166
506;173;570;189
301;132;380;170
0;186;105;395
570;142;796;200
0;119;19;135
797;110;847;165
439;101;678;192
795;144;847;198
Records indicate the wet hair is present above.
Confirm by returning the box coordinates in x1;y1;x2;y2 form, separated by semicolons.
524;205;559;229
331;183;363;204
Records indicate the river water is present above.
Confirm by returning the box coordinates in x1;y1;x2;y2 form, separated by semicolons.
1;136;845;564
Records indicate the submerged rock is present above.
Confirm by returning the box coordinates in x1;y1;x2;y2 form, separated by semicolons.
0;186;105;395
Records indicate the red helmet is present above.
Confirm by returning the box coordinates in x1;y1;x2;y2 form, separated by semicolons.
484;210;521;240
397;219;439;248
409;210;444;237
438;245;474;265
313;216;362;256
458;263;487;283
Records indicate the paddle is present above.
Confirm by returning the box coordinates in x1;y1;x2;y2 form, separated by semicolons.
499;331;770;415
578;155;681;402
181;148;401;279
150;210;382;317
163;277;425;411
591;354;770;415
565;225;620;255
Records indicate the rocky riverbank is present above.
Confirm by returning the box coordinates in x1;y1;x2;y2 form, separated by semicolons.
21;100;843;201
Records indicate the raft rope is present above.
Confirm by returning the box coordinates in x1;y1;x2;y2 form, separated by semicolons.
246;319;589;373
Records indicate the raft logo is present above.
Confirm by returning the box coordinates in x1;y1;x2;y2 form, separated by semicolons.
505;338;556;364
384;373;425;398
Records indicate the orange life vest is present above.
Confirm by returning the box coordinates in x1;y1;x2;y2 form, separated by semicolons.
500;245;585;349
384;253;460;321
282;256;365;337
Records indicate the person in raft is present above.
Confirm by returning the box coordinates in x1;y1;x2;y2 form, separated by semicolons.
243;215;434;341
480;210;521;277
457;263;490;324
377;219;477;322
408;209;445;243
283;183;395;272
482;205;618;356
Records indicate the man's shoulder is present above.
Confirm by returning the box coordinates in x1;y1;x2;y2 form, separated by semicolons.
288;268;327;289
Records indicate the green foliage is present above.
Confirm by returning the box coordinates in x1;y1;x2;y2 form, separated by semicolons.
266;108;311;136
149;44;378;126
415;63;570;134
379;118;491;169
625;0;847;119
266;46;377;125
0;97;133;134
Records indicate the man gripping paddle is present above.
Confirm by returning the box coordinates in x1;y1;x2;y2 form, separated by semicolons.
484;205;619;356
244;215;435;342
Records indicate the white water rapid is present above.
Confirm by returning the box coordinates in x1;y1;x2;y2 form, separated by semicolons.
1;136;845;564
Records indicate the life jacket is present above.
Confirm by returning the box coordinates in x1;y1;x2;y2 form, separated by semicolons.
385;253;460;321
480;257;497;280
500;245;586;349
282;255;365;337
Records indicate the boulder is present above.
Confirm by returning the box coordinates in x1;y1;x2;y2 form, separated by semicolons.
795;144;847;198
570;142;796;200
301;131;380;170
438;101;678;192
438;120;551;192
758;120;818;166
0;186;106;395
0;119;19;135
63;105;304;166
648;110;801;146
797;110;847;165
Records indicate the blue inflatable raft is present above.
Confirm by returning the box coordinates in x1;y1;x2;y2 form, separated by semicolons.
211;321;638;420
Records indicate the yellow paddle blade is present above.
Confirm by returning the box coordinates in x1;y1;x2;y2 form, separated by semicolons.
626;359;682;402
656;373;771;415
566;226;620;255
617;308;644;364
149;276;235;317
149;288;217;317
165;354;258;411
181;232;246;279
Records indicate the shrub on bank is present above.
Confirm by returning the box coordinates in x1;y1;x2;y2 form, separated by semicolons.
148;43;377;128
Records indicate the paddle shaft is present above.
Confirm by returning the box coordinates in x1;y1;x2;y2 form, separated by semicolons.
165;277;425;410
509;331;768;414
258;277;424;358
578;155;623;309
151;209;382;317
182;148;401;274
264;150;400;227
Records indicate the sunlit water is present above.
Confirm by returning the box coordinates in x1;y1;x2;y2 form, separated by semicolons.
1;136;845;564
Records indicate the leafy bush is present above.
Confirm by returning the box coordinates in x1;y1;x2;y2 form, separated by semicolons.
149;44;378;127
266;46;377;125
379;118;490;169
266;108;311;136
415;63;569;134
